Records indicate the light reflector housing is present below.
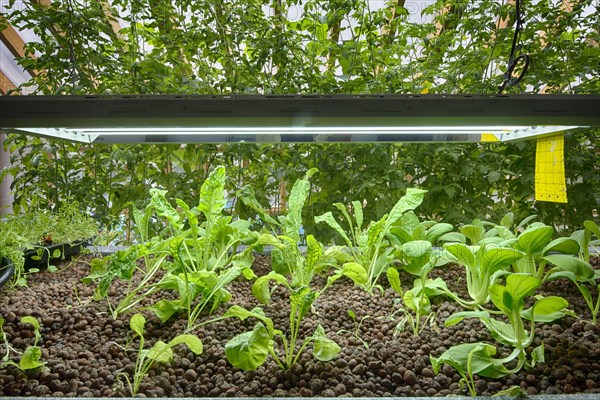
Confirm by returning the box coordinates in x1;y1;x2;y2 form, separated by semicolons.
1;94;598;143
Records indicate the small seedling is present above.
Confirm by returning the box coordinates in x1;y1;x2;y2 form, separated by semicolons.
119;314;202;395
2;316;46;371
337;309;370;349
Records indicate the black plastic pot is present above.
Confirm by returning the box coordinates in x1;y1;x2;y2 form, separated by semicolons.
23;241;88;269
0;257;15;287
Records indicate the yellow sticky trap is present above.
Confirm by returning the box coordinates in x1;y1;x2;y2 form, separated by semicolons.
481;133;500;142
535;133;567;203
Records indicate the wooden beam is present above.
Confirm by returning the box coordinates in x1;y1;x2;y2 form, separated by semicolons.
0;18;37;77
100;0;122;38
0;70;18;94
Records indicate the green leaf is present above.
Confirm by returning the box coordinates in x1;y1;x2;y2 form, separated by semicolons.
489;273;540;315
444;310;490;327
252;271;288;304
401;240;432;258
315;212;352;248
438;232;466;243
584;220;600;237
130;313;146;337
312;325;340;362
543;255;595;281
389;226;413;245
224;305;274;336
339;262;368;286
225;323;271;371
481;247;524;275
150;299;183;323
385;188;427;228
517;225;554;254
198;166;227;223
523;296;569;323
169;334;203;354
531;343;545;367
18;346;46;370
424;223;454;243
21;316;40;331
500;213;514;228
542;237;579;256
146;341;173;363
460;224;485;244
444;243;475;267
352;200;363;230
386;267;402;295
431;342;510;380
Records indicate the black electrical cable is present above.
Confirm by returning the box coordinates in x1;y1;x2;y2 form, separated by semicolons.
498;0;530;93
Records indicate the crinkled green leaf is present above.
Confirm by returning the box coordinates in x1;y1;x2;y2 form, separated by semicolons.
18;346;46;370
150;299;183;323
312;325;340;362
225;323;270;371
198;166;227;223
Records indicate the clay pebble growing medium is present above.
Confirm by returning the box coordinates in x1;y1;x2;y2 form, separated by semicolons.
1;254;600;397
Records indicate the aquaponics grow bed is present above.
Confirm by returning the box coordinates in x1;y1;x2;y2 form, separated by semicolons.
1;251;599;398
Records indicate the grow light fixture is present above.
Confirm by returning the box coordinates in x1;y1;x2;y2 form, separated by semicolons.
0;94;598;144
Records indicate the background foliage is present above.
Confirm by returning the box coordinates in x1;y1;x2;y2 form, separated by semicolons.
1;0;598;241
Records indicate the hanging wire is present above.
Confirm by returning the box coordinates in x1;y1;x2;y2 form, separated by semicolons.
65;0;78;94
498;0;530;93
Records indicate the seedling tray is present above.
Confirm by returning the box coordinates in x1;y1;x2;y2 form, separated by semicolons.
0;257;15;287
23;241;88;269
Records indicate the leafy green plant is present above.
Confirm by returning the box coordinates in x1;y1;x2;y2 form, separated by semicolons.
316;188;428;292
214;231;341;370
2;316;46;371
443;243;524;308
119;314;203;396
220;294;340;371
493;217;580;279
239;168;321;288
435;273;572;395
544;254;600;324
386;245;449;336
571;220;600;263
